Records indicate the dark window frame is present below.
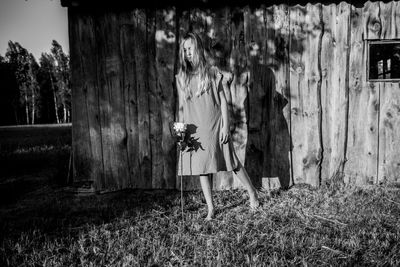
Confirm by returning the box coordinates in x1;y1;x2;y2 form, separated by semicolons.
367;39;400;82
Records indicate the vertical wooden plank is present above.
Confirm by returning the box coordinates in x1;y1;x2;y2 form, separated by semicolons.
226;7;250;189
364;1;381;40
350;1;380;184
70;10;103;187
345;4;371;185
289;4;322;186
305;3;323;187
289;5;305;185
364;1;381;184
325;3;351;183
156;9;177;189
378;80;400;184
146;9;164;189
120;18;140;189
95;11;130;191
379;1;395;39
315;3;325;187
394;1;400;39
377;1;400;184
120;24;140;188
244;6;270;188
133;10;152;188
320;4;335;182
265;4;292;189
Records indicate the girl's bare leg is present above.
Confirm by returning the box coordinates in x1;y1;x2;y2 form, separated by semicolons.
199;174;215;220
234;161;260;209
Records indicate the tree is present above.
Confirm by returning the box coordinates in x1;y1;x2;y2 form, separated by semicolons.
51;40;71;123
5;41;39;124
29;53;40;124
0;56;19;125
39;52;60;123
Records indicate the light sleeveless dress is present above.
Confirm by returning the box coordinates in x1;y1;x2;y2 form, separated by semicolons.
176;67;239;176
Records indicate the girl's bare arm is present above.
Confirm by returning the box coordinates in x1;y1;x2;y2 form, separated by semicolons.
218;80;230;144
176;76;184;123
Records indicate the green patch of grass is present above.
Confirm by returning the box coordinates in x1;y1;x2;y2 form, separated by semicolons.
1;183;400;266
0;123;72;184
0;123;71;153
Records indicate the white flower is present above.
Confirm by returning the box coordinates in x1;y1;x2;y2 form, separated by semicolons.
173;122;187;133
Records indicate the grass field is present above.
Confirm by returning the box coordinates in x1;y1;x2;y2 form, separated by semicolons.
1;124;400;266
0;124;71;205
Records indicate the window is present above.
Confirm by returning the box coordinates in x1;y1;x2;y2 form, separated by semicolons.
368;40;400;81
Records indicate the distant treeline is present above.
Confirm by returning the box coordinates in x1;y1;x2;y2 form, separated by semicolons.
0;40;70;126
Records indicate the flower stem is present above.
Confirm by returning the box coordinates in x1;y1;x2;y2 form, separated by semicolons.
180;147;184;221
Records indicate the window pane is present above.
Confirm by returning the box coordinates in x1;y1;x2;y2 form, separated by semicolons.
369;42;400;80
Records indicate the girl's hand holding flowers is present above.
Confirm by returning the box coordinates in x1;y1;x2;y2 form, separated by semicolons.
171;122;189;150
173;122;187;141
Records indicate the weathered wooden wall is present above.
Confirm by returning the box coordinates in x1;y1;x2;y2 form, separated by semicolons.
69;1;400;192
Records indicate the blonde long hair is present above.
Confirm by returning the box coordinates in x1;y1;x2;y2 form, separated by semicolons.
177;32;211;99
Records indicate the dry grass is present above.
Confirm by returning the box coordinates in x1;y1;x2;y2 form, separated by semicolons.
0;130;399;266
1;179;399;266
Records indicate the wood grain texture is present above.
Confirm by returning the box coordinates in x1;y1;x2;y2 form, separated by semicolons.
119;18;139;189
261;5;292;189
320;4;334;182
376;1;400;184
145;10;164;189
156;9;178;189
327;3;350;182
344;5;372;185
243;6;269;188
273;5;292;188
133;10;152;188
289;5;322;186
95;12;131;191
70;10;103;186
69;1;400;191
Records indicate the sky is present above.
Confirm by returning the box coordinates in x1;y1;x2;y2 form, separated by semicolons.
0;0;69;60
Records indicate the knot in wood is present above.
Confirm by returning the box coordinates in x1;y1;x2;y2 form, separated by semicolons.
371;21;381;33
296;66;303;74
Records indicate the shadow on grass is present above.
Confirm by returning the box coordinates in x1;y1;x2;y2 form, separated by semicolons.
0;145;71;205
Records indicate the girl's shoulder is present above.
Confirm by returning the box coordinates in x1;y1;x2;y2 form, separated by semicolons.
175;71;184;81
175;71;185;89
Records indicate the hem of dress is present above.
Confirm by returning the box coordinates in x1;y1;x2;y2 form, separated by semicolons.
177;164;240;176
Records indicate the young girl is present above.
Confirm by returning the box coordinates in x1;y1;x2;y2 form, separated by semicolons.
175;32;259;221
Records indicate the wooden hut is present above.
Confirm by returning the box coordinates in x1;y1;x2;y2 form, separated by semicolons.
61;0;400;192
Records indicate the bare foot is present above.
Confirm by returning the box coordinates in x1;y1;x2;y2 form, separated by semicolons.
249;191;260;210
250;199;260;210
205;208;215;221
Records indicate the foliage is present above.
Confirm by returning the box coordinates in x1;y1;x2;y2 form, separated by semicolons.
0;59;19;125
51;40;71;123
4;41;39;124
0;40;70;125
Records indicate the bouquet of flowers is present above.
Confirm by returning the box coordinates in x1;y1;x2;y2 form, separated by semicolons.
170;122;188;221
170;122;188;150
